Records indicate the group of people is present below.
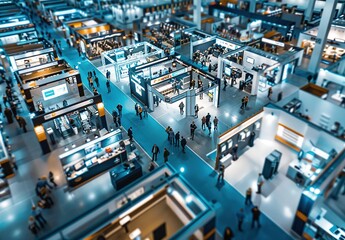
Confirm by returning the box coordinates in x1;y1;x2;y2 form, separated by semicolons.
201;113;218;135
240;96;250;110
165;126;188;153
134;103;148;120
112;103;123;128
29;172;58;235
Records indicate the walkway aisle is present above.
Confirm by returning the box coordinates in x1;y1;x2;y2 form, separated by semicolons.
58;35;293;239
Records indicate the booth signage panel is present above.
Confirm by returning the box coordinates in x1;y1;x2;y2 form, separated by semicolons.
42;83;68;100
262;38;285;47
44;99;94;121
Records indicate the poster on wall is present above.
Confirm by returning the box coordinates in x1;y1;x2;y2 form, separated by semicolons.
42;83;69;100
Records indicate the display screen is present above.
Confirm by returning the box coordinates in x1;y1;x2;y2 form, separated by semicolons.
246;57;255;64
42;83;69;100
224;67;231;76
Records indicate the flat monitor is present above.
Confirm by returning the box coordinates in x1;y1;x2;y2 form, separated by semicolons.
42;83;69;101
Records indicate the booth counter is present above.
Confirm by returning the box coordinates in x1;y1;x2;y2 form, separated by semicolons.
59;129;128;188
101;41;164;82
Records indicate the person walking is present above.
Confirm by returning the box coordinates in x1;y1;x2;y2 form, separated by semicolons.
93;70;96;77
223;78;228;91
223;227;234;240
179;101;184;115
138;106;143;120
257;173;264;194
217;164;225;182
190;121;197;140
236;208;245;232
143;105;148;118
151;144;160;161
251;206;261;228
32;205;47;228
245;187;252;205
4;107;13;124
10;103;17;118
240;96;245;110
175;131;180;147
135;103;139;116
231;144;238;160
93;87;99;96
181;137;187;153
113;114;119;127
106;80;111;93
163;148;170;163
201;116;206;130
117;104;123;117
194;104;199;118
244;96;249;109
88;76;93;88
340;96;345;107
40;186;54;207
128;127;133;141
94;76;99;87
207;121;212;135
48;171;57;187
267;87;273;100
168;128;175;145
28;216;40;235
205;113;211;126
213;116;219;130
106;69;111;80
16;116;27;132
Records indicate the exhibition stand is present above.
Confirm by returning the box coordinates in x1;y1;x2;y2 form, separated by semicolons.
41;164;216;240
73;22;125;59
3;38;57;72
129;56;220;114
298;23;345;63
0;15;37;46
218;39;303;95
0;2;21;17
32;95;107;154
38;0;68;23
49;7;88;28
209;4;295;43
0;131;14;179
59;129;129;188
64;17;103;41
133;16;195;50
21;67;85;113
101;41;164;82
276;84;345;141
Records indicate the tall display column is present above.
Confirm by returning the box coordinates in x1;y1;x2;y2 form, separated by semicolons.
147;85;154;111
193;0;201;29
308;0;338;75
34;125;51;154
304;0;317;22
249;0;256;13
186;89;196;116
97;103;108;130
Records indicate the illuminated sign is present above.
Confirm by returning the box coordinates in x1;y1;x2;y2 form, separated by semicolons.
44;99;94;120
262;38;285;47
42;83;68;101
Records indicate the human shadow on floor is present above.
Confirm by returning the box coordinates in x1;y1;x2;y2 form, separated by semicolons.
216;181;225;190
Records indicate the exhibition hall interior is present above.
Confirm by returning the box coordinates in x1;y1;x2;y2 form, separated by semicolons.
0;0;345;239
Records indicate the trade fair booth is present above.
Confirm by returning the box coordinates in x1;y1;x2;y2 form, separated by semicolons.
32;95;108;154
209;4;295;43
133;17;196;51
297;24;345;63
64;17;103;41
0;1;21;17
39;0;68;23
50;7;88;28
59;128;132;188
3;39;57;72
316;59;345;106
218;39;303;95
0;15;37;46
21;68;85;113
42;164;216;240
276;84;345;141
213;101;345;232
129;56;220;115
101;41;164;82
73;22;125;59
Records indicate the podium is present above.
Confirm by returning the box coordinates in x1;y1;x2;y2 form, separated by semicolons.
262;150;282;180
